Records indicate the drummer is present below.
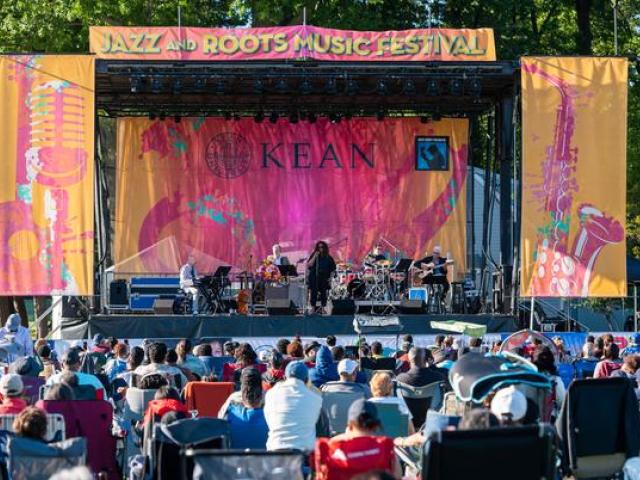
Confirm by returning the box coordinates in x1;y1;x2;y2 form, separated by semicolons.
364;245;386;265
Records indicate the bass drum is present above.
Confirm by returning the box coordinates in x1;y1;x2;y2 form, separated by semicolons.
347;278;367;299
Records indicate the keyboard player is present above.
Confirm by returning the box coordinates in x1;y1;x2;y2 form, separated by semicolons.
179;254;199;314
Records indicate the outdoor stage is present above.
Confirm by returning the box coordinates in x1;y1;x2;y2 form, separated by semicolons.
59;313;519;340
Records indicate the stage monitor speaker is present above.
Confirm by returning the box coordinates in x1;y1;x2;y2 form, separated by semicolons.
329;299;356;315
265;285;289;301
109;279;128;307
399;298;426;314
266;299;296;315
153;297;175;315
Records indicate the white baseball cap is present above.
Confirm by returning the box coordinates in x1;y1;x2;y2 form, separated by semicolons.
337;358;358;375
490;386;527;422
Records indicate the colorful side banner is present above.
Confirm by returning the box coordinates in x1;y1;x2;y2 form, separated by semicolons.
521;57;628;297
115;117;468;278
90;25;495;62
0;55;95;295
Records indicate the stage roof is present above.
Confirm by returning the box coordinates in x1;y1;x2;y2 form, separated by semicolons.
95;59;518;117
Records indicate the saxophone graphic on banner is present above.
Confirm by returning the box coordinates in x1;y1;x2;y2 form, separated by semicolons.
521;57;627;298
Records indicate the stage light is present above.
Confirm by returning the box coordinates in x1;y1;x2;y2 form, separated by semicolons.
299;79;313;95
449;78;463;96
376;110;385;121
274;78;288;93
346;79;359;96
377;80;388;95
269;112;278;124
469;78;482;97
403;79;417;95
194;77;206;92
325;78;338;94
254;112;264;123
130;77;144;93
426;79;439;96
215;79;227;95
253;79;265;94
290;112;299;124
307;112;317;123
420;115;431;124
151;77;163;94
172;78;182;94
329;112;341;123
174;116;181;123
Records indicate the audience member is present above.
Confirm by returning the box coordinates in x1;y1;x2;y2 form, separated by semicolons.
143;386;189;426
104;343;129;382
166;348;197;382
581;335;596;359
286;340;304;360
276;338;290;356
41;383;75;401
262;350;286;390
304;341;320;365
223;341;239;357
396;347;447;387
264;360;322;451
37;343;58;379
138;373;169;390
0;374;27;414
490;386;527;426
13;406;47;441
321;359;371;398
611;355;640;398
46;349;106;398
176;339;207;378
10;355;42;378
459;408;500;430
309;345;339;388
0;313;33;359
326;335;337;348
368;371;414;432
594;342;622;378
134;342;187;387
222;367;269;449
621;334;640;357
532;346;566;410
91;334;111;355
332;345;345;362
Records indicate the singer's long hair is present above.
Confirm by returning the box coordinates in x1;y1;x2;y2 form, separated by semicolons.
313;240;330;257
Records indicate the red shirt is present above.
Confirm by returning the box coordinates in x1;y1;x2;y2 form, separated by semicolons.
0;397;28;414
143;398;189;425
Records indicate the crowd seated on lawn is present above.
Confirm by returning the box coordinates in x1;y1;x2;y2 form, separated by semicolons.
1;316;640;478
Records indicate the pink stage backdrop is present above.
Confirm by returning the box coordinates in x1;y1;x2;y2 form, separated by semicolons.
115;117;468;277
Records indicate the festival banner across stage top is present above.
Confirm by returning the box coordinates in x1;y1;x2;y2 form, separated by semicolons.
115;117;468;278
90;25;495;62
521;57;628;297
0;55;95;295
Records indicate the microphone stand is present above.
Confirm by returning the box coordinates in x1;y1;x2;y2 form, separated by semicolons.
380;235;401;261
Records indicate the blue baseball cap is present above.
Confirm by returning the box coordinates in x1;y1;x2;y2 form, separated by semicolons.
285;360;308;382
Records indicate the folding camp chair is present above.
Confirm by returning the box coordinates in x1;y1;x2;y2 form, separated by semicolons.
149;417;231;480
423;424;557;480
396;381;444;429
0;413;65;442
8;436;87;480
321;390;366;436
556;377;640;478
122;387;157;475
20;376;44;405
183;382;234;418
186;449;305;480
372;402;410;438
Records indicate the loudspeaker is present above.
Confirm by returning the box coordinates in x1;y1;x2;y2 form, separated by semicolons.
265;285;289;300
153;297;175;315
399;298;426;314
109;279;128;307
266;299;296;315
329;299;356;315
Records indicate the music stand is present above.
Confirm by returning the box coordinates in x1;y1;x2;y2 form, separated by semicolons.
213;266;232;279
277;265;298;277
392;258;414;272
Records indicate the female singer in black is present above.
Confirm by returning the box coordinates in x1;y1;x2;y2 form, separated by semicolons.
306;241;337;313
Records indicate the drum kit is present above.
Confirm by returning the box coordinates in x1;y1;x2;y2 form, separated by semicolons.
330;259;407;302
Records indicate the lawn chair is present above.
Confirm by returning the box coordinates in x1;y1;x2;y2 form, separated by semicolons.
372;402;409;438
555;377;640;478
184;382;234;418
423;424;557;480
321;390;366;436
8;436;86;480
122;387;157;476
0;413;65;442
396;381;444;429
186;449;305;480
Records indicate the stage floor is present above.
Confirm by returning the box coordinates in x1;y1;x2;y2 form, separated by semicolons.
60;313;520;340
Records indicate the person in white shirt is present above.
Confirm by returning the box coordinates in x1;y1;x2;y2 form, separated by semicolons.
134;342;187;388
46;348;106;398
270;244;290;266
263;360;322;451
0;314;33;360
179;254;199;314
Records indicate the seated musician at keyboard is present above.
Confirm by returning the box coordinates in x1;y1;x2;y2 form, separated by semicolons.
179;254;199;314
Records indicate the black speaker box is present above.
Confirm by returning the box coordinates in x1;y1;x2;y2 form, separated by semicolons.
399;298;426;314
329;299;356;315
109;279;128;306
266;299;296;315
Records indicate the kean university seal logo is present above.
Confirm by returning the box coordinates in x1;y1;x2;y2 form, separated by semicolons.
205;132;251;179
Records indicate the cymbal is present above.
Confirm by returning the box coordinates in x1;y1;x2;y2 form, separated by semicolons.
375;259;393;267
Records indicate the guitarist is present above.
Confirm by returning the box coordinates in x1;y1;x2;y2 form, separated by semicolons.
417;246;450;296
